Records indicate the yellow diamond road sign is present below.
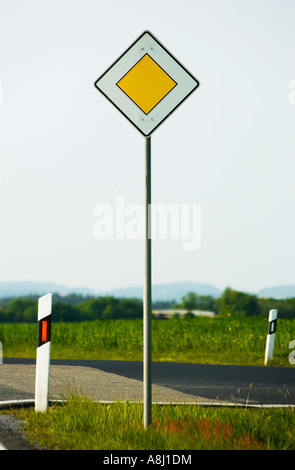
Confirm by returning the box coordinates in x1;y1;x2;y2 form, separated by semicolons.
94;31;200;137
117;54;177;115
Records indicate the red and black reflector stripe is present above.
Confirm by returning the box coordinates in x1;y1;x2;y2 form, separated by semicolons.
38;314;51;346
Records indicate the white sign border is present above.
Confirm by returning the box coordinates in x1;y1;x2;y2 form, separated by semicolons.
94;30;200;136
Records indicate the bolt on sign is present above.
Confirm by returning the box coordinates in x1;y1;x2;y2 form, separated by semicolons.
94;30;200;136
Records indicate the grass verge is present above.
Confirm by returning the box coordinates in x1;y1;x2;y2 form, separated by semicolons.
8;393;295;450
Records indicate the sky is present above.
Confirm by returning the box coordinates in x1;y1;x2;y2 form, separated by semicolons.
0;0;295;294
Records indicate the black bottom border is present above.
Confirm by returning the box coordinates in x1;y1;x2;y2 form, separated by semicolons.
4;450;287;463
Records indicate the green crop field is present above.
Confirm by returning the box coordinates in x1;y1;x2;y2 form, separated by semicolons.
1;316;295;366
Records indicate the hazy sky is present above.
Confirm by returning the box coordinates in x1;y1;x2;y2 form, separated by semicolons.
0;0;295;294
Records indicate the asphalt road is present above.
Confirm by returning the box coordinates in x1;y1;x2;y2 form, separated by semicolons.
0;414;41;450
2;358;295;406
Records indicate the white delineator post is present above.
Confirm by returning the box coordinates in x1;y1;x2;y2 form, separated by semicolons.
35;293;52;412
264;309;278;365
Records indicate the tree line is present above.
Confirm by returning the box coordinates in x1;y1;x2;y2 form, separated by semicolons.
181;288;295;319
0;287;294;322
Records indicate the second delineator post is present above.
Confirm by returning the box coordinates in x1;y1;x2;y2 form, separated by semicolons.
265;309;278;365
144;136;152;428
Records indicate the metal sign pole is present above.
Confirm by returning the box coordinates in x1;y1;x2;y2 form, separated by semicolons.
144;135;152;428
94;29;199;429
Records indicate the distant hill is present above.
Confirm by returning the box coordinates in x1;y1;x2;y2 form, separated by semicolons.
2;280;295;301
105;282;222;302
0;281;221;302
107;282;221;302
0;281;95;298
258;285;295;299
